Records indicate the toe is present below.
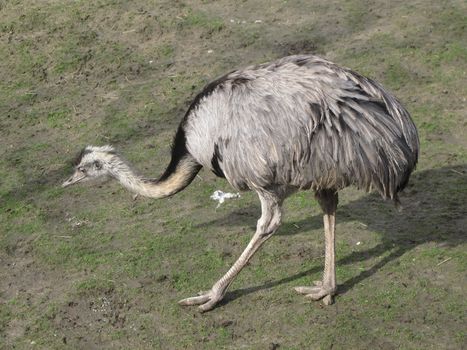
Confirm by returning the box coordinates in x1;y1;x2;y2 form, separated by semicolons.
322;294;334;305
198;298;219;312
304;290;328;300
294;286;322;295
178;294;210;306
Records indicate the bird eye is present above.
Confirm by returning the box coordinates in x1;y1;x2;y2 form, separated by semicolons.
94;161;102;170
78;166;86;174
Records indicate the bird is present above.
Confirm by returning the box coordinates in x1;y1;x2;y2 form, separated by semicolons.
62;54;419;312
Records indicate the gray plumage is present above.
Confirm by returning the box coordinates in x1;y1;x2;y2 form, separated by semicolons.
186;54;418;201
63;54;419;311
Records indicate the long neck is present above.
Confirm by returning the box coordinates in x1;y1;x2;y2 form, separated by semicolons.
110;155;201;199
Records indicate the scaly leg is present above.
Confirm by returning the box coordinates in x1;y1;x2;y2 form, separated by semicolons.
295;189;338;305
179;191;282;312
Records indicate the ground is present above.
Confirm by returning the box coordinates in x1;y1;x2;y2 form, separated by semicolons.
0;0;466;349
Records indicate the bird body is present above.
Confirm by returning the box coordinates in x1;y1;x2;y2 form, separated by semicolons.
63;54;419;311
184;55;418;200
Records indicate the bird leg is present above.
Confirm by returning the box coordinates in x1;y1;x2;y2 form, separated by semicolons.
295;189;338;305
179;191;282;312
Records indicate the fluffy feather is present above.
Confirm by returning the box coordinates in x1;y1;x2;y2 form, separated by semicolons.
183;55;419;201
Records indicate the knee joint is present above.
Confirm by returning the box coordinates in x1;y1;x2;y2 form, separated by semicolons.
259;230;274;238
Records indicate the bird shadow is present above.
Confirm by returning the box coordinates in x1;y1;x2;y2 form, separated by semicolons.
196;165;466;305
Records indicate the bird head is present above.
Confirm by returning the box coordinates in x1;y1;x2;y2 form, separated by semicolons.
62;145;116;188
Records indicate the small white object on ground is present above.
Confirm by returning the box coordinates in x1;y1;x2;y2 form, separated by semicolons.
356;241;362;246
210;190;240;208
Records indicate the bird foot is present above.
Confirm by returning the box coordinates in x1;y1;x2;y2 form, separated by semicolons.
294;280;336;305
178;289;224;312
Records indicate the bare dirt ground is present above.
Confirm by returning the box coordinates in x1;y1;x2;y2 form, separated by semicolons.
1;0;466;349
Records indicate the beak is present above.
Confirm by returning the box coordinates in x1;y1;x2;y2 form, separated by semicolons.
62;171;86;188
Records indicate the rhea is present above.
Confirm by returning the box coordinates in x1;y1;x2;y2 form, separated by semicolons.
62;55;419;311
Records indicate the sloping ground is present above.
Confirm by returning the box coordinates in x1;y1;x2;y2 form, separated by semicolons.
0;0;466;349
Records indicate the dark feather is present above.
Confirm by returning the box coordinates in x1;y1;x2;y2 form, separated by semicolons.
71;148;91;166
